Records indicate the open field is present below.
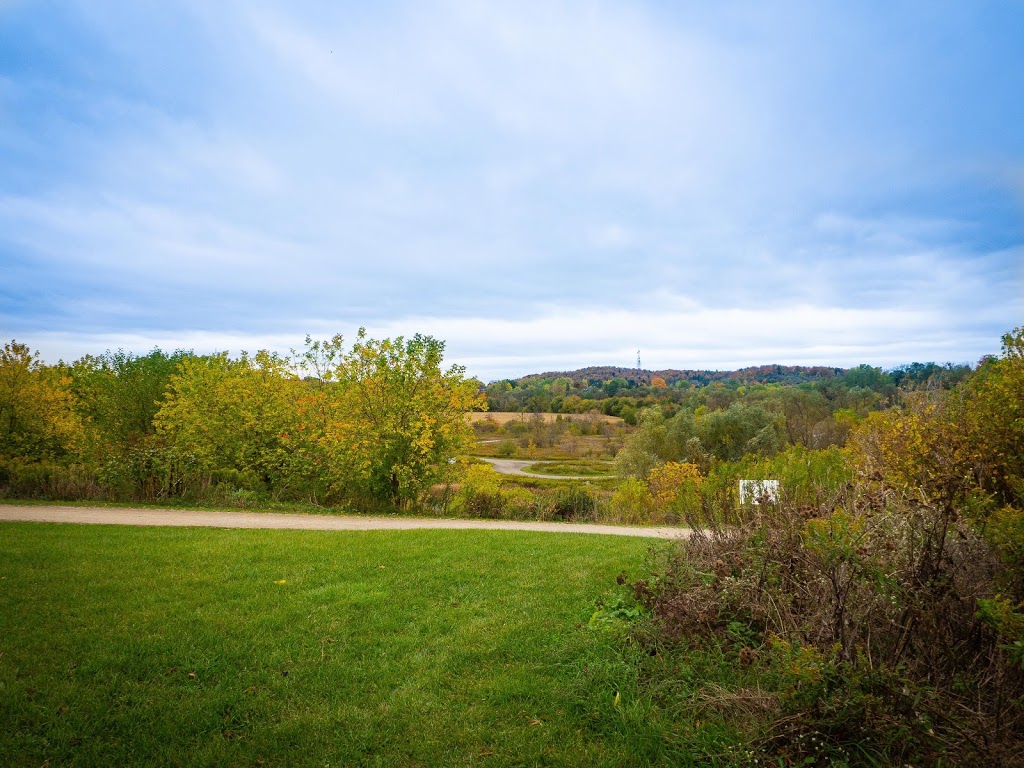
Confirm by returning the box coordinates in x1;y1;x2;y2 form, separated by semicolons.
0;522;692;767
477;459;615;479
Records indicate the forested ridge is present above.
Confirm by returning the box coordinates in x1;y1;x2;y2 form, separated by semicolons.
518;363;846;386
484;358;973;426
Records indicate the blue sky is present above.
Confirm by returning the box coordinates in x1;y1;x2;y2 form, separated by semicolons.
1;1;1021;380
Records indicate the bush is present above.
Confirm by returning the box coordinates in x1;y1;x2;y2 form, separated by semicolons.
495;440;517;458
449;464;538;519
0;458;103;500
648;461;703;523
610;478;654;524
98;445;205;500
606;357;1024;765
545;483;597;521
620;496;1023;764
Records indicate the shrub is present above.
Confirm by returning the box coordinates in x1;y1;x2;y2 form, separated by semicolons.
622;496;1023;764
495;440;517;458
610;478;655;524
450;464;503;517
0;458;102;500
449;464;538;519
545;484;597;521
98;444;205;500
608;368;1024;765
647;461;703;523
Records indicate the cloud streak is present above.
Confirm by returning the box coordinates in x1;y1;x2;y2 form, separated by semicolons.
1;1;1021;378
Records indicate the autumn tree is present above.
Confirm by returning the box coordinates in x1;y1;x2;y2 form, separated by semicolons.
0;341;82;460
963;327;1024;507
848;328;1024;516
647;461;703;521
298;329;484;508
154;350;301;490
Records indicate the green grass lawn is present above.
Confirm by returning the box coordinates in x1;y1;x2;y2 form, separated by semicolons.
0;523;685;767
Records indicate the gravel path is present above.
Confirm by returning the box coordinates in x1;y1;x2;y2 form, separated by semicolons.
478;457;608;480
0;504;688;539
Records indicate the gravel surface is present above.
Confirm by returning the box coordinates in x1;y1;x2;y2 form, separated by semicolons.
477;457;603;479
0;504;689;539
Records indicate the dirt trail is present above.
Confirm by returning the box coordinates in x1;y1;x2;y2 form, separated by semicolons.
478;457;607;480
0;505;688;539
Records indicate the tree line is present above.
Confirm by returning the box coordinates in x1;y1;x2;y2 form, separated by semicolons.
482;361;973;422
0;331;482;509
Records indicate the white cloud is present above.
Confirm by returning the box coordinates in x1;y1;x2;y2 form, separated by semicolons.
20;301;1002;382
2;1;1020;379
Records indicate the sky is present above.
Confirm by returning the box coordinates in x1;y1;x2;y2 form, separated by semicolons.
1;1;1021;381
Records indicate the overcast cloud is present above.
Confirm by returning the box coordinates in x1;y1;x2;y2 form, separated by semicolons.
1;1;1021;380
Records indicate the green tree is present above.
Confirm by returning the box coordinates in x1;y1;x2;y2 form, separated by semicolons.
614;408;668;478
842;363;892;393
70;348;190;462
697;402;784;462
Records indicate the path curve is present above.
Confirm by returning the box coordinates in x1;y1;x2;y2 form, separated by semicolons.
478;457;610;480
0;505;689;539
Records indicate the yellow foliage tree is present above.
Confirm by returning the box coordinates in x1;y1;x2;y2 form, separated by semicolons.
0;341;82;460
963;327;1024;507
847;393;973;510
647;461;703;520
848;327;1024;515
298;329;484;508
154;350;300;487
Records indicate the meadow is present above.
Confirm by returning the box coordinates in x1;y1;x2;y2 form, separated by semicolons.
0;522;691;767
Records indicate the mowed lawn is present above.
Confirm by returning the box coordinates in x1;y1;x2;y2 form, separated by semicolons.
0;523;660;767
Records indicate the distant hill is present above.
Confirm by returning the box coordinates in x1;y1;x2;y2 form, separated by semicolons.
513;364;846;387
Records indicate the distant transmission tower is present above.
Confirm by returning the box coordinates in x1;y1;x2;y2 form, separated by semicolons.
636;350;642;381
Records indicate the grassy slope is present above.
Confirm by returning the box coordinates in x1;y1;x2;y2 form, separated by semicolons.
0;523;674;767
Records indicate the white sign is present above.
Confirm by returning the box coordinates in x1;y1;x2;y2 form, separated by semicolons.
739;479;780;505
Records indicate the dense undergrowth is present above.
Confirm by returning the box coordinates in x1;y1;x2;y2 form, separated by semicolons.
592;328;1024;766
